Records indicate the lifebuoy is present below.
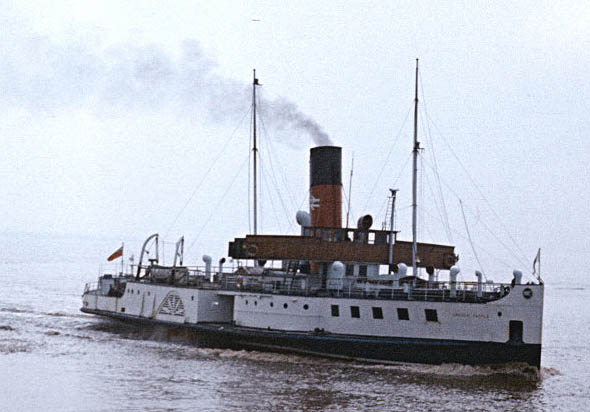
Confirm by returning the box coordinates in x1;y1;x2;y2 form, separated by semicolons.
246;244;258;257
236;277;244;287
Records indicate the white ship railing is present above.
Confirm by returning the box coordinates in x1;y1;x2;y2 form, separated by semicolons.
83;282;99;294
85;265;518;303
216;274;512;303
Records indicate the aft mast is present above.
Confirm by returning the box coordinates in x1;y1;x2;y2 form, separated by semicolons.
252;69;260;235
412;59;420;278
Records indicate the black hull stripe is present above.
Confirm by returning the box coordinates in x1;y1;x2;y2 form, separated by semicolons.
81;307;541;368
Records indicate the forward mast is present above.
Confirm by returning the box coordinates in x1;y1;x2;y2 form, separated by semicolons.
412;58;420;279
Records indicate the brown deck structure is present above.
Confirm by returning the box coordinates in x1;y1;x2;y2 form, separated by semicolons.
229;227;457;270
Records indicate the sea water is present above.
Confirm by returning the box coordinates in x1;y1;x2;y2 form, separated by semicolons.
0;233;587;411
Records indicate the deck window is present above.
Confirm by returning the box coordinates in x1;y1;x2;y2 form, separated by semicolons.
397;308;409;320
331;305;339;317
372;307;384;319
425;309;438;322
350;306;360;318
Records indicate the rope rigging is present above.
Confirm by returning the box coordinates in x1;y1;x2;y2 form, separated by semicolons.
164;106;251;240
422;108;530;266
361;105;412;214
186;153;251;254
417;204;519;273
419;71;453;244
258;113;297;233
411;73;534;279
375;152;413;230
260;167;284;233
420;155;530;269
459;199;488;281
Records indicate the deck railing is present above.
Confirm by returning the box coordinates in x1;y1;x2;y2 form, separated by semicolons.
84;282;98;294
86;265;513;303
214;275;510;303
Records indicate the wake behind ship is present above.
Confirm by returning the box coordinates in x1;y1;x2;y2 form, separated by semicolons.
81;64;544;368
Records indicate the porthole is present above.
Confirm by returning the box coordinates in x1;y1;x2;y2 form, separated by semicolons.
523;288;533;299
147;292;150;296
284;303;288;309
254;301;258;306
191;296;194;301
498;311;503;317
270;302;274;307
303;304;309;310
245;300;249;305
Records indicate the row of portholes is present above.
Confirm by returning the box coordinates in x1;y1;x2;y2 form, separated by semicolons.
244;299;309;311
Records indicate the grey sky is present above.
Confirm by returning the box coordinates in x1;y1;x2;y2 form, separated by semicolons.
1;1;588;283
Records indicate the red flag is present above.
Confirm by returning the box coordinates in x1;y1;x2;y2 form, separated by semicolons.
107;245;123;261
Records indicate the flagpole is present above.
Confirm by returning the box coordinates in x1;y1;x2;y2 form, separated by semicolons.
121;242;124;275
538;248;541;280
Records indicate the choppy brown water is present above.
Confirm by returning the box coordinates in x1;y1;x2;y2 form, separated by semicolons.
0;233;586;411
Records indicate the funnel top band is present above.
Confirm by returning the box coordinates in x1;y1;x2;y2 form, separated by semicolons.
310;146;342;186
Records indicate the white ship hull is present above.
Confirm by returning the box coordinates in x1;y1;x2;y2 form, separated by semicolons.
82;281;543;367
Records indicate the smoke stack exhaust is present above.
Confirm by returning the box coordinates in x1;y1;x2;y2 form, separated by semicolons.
310;146;342;228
